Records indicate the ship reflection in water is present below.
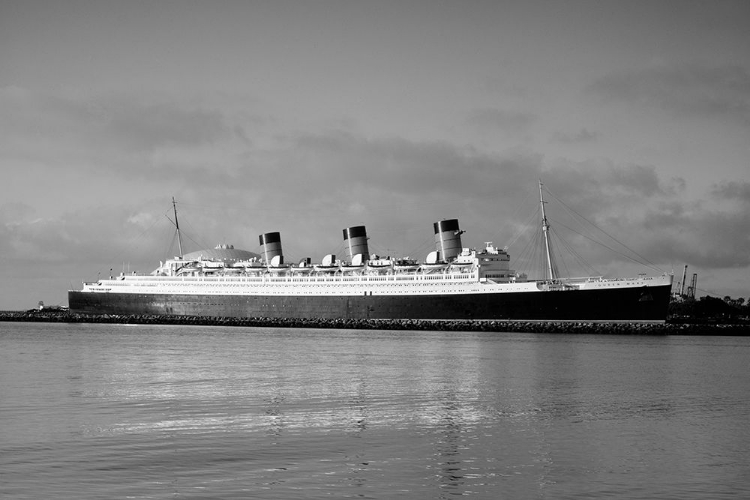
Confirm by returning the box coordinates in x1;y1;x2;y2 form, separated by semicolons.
3;323;748;498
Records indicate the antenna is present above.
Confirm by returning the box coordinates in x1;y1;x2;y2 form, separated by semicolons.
172;197;183;258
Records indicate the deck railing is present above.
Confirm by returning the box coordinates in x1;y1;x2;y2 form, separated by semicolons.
108;271;479;285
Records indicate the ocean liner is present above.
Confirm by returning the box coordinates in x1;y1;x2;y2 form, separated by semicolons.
68;182;673;321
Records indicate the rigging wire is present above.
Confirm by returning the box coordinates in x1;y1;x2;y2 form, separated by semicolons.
95;206;172;276
488;187;535;249
549;215;664;274
162;220;179;262
547;224;601;277
505;205;542;251
513;223;544;278
508;182;666;279
544;185;663;271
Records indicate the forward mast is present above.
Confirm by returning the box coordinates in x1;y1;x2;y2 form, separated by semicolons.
539;180;557;281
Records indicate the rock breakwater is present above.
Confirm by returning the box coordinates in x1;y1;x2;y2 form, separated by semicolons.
1;310;748;335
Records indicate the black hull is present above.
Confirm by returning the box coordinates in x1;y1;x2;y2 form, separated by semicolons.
69;285;672;322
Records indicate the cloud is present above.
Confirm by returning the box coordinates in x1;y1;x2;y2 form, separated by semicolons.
543;159;673;208
0;204;165;266
0;202;37;225
641;201;750;269
0;201;188;308
0;127;543;271
494;157;749;276
137;129;743;279
102;100;229;151
224;130;544;216
552;128;598;144
711;180;750;205
146;130;747;282
465;108;538;134
0;87;236;167
589;64;750;126
2;94;748;307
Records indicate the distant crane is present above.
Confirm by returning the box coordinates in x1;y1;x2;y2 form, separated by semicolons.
674;264;698;300
680;264;688;296
686;273;698;300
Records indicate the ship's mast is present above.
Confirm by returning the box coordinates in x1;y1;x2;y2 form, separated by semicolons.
539;180;556;281
172;197;183;258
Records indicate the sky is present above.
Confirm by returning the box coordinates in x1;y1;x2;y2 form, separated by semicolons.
1;0;748;309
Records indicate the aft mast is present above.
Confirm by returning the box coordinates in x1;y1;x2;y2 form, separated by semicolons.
539;180;557;281
172;197;184;258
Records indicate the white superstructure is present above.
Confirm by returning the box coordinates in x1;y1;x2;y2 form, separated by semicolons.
81;241;672;297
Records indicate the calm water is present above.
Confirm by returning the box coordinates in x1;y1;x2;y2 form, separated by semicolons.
1;323;749;499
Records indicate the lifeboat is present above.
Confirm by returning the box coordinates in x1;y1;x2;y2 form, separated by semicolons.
419;251;448;273
366;255;393;274
393;258;420;272
266;255;289;273
314;254;340;274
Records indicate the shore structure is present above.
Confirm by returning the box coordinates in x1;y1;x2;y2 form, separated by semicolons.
68;182;673;322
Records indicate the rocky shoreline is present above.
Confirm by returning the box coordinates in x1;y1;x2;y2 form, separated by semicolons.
1;310;748;335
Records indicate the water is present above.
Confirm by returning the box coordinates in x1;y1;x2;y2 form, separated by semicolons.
1;323;749;499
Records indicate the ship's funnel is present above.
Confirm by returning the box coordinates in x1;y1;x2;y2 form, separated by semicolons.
259;232;283;265
343;225;369;261
433;219;463;262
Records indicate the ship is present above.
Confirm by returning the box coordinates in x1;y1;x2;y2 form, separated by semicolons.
68;182;674;322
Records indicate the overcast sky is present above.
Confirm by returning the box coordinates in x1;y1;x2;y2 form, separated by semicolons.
1;0;749;309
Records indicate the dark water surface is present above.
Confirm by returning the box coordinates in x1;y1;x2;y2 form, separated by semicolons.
1;322;749;499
